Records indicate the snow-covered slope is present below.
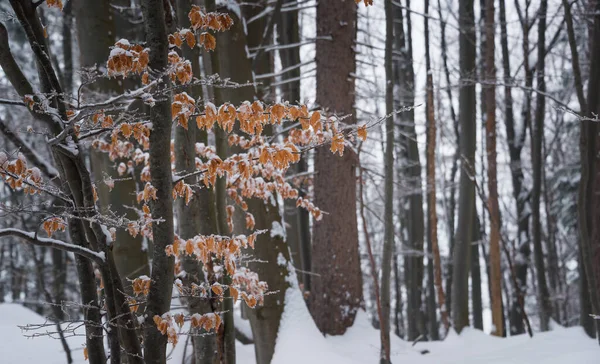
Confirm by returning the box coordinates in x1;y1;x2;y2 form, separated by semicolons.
2;299;598;364
0;303;87;364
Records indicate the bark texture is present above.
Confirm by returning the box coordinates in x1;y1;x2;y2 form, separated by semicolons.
310;0;363;335
451;0;476;333
140;1;175;362
484;0;504;337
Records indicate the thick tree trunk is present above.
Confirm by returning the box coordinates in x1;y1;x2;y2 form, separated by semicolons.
140;1;175;363
579;0;600;343
73;0;149;295
310;0;363;335
451;0;477;333
174;1;218;363
278;0;312;292
216;8;294;363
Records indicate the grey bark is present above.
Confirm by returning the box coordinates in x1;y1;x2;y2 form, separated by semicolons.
393;0;425;341
531;0;553;332
380;0;394;359
451;0;477;333
140;0;175;362
500;0;531;336
174;0;218;362
216;7;293;363
278;0;312;292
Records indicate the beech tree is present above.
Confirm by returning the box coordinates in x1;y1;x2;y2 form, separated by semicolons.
0;1;370;363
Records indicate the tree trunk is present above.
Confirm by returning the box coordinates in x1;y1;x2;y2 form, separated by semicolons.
531;0;553;332
471;212;483;330
174;1;218;362
73;0;149;295
452;0;477;333
484;0;504;337
216;8;294;363
393;0;426;341
310;0;363;335
424;0;445;339
436;0;459;317
140;1;175;362
380;0;394;359
279;0;312;293
579;0;600;342
500;0;530;336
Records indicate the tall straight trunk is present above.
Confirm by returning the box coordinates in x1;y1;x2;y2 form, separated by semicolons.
174;1;218;363
500;0;530;336
203;0;236;361
579;0;600;343
74;0;149;294
471;212;483;330
436;0;459;315
484;0;504;337
562;0;596;338
424;0;446;339
531;0;553;332
140;1;175;362
279;0;312;292
216;8;294;363
310;0;363;335
393;0;426;341
380;0;394;360
452;0;477;333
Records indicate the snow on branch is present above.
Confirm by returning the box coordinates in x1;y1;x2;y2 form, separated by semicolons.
0;228;105;263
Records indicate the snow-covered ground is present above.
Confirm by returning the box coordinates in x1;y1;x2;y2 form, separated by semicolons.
1;295;598;364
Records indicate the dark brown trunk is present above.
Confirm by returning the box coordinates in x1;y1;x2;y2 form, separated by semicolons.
140;1;175;362
310;0;363;336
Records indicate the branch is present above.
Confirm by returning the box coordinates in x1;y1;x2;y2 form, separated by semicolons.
0;117;60;180
252;0;283;68
0;22;62;133
0;228;105;263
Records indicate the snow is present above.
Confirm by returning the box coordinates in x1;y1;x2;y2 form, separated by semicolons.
0;304;87;364
2;295;598;364
270;220;286;239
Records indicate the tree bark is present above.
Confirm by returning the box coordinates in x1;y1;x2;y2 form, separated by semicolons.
484;0;504;337
531;0;553;332
140;1;175;362
500;0;531;336
278;0;312;292
471;213;483;331
436;0;459;316
380;0;394;359
393;0;425;341
424;0;446;339
452;0;477;333
579;0;600;342
310;0;363;335
216;8;294;363
174;1;218;362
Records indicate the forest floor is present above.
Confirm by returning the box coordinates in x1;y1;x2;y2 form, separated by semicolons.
1;288;597;364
